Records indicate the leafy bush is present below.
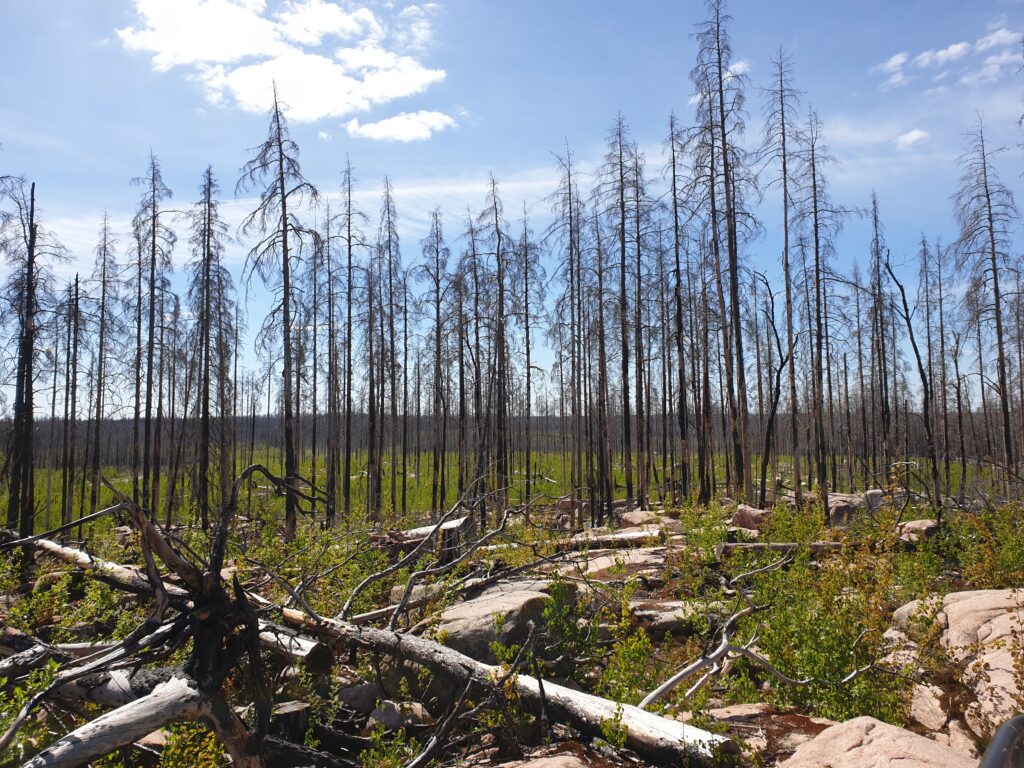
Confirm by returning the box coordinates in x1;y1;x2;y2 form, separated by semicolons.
159;723;227;768
749;545;910;723
359;723;420;768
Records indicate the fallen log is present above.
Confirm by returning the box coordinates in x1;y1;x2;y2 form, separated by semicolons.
258;621;332;674
22;676;206;768
558;528;666;551
713;541;845;559
1;532;188;600
0;644;64;681
276;606;738;765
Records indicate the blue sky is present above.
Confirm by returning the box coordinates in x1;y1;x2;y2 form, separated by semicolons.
2;0;1022;315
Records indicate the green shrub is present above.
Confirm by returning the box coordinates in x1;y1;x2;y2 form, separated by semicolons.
359;724;421;768
750;545;909;723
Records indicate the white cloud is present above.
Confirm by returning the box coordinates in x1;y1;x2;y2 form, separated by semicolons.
117;0;287;70
196;45;444;121
394;4;439;52
873;52;914;89
913;42;969;68
961;50;1021;85
895;128;929;149
317;130;332;141
875;52;909;73
274;0;380;45
118;0;453;127
976;27;1020;51
882;70;913;89
346;110;455;141
727;58;750;78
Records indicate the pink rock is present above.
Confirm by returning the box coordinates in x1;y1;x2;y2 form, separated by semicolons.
899;518;939;542
730;504;770;531
619;508;659;528
909;683;946;732
895;589;1024;738
779;716;976;768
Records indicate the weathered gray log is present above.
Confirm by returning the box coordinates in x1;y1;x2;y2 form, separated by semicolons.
277;607;737;765
557;528;666;551
22;676;205;768
11;534;188;599
713;541;845;559
258;621;332;673
0;644;63;681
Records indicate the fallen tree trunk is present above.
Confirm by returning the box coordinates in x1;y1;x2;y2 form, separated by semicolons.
258;621;332;673
0;531;188;600
22;676;205;768
0;644;64;681
558;528;666;551
276;606;738;765
713;542;845;559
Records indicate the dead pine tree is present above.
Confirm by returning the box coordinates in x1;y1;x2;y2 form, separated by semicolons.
87;213;120;518
760;49;803;503
3;180;43;539
418;209;450;517
130;151;175;514
187;166;231;529
237;85;319;540
59;276;80;534
693;0;755;504
953;116;1019;476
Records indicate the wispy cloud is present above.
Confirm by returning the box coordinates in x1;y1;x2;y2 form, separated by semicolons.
895;128;929;149
873;20;1021;92
960;49;1021;85
913;42;970;68
117;0;454;132
976;26;1020;51
875;52;909;73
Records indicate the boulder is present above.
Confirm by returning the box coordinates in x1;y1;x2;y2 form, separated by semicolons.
899;518;939;543
731;504;770;531
909;683;946;732
367;700;433;731
498;756;589;768
629;599;727;636
583;547;666;581
137;729;169;750
434;583;554;662
861;488;886;510
337;682;384;713
827;489;886;526
726;525;761;541
894;589;1024;738
619;508;659;528
389;582;444;604
708;702;774;723
554;497;589;515
945;719;980;760
113;525;135;546
779;716;977;768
